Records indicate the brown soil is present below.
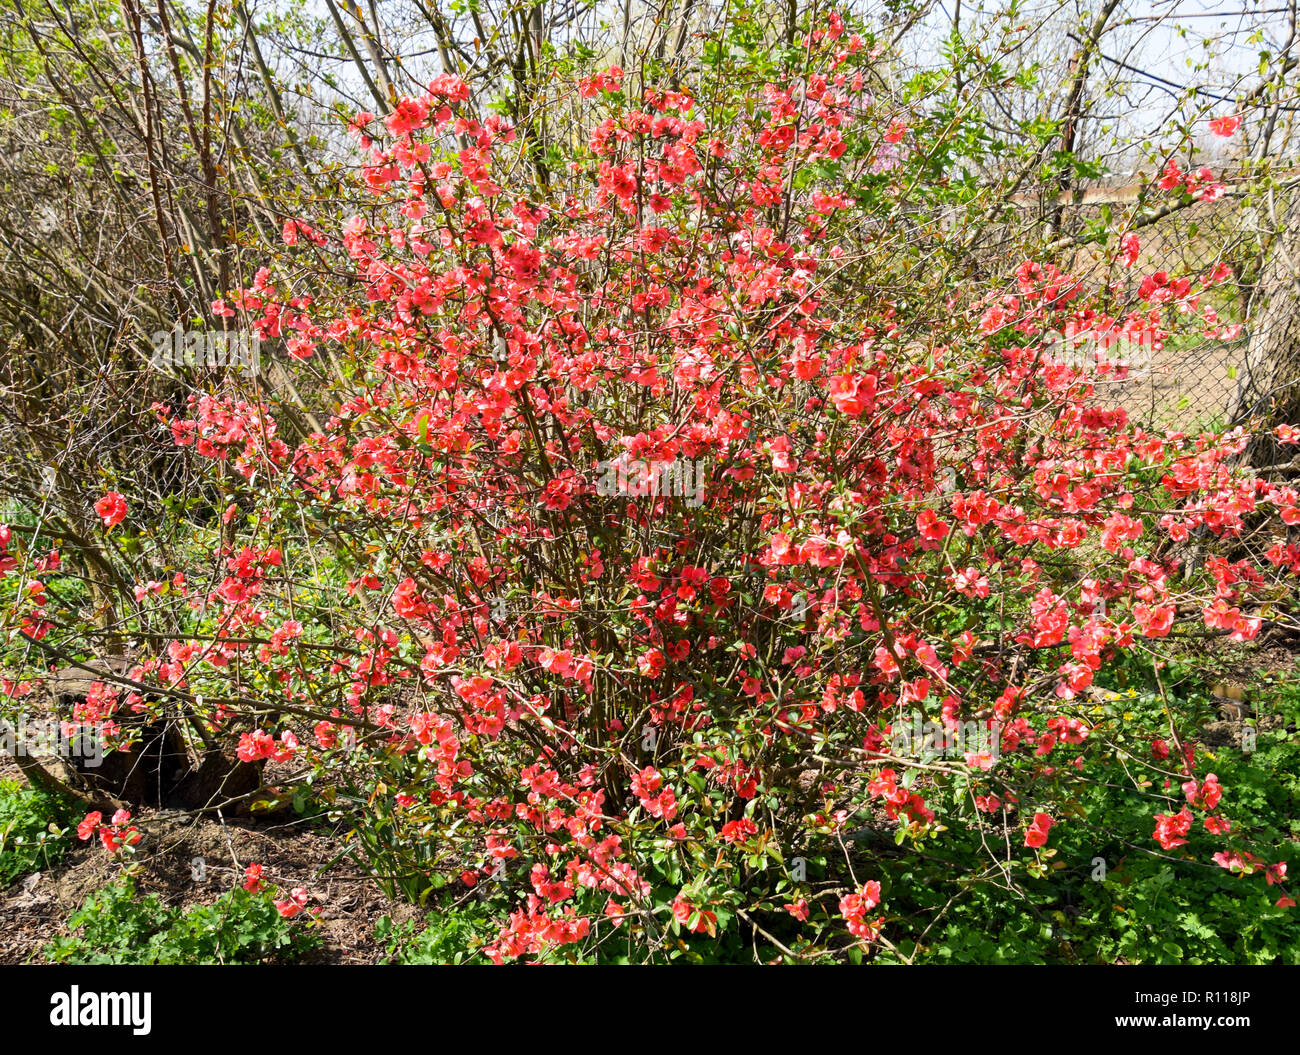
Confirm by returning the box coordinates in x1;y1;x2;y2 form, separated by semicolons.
0;759;418;964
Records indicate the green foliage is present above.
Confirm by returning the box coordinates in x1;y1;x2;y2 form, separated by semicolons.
0;778;72;886
45;877;319;965
874;661;1300;965
376;902;500;964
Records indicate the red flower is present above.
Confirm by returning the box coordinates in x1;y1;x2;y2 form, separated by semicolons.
236;729;276;762
1157;159;1185;191
385;97;429;136
828;373;876;417
1119;232;1140;267
274;887;310;918
1153;808;1192;850
840;882;885;941
1205;816;1232;836
1133;603;1174;638
94;491;128;529
672;896;716;934
719;817;758;844
1024;812;1054;848
1183;773;1222;810
916;509;950;544
1208;114;1240;138
636;648;665;678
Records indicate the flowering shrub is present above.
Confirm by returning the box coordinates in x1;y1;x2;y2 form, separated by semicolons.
3;9;1297;962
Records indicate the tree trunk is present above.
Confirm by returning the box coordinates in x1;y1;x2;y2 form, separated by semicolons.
1229;194;1300;467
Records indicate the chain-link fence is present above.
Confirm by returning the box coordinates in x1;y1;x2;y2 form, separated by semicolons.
1098;334;1247;432
1044;177;1291;433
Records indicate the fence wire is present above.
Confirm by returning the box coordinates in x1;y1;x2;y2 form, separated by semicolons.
1041;180;1291;432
